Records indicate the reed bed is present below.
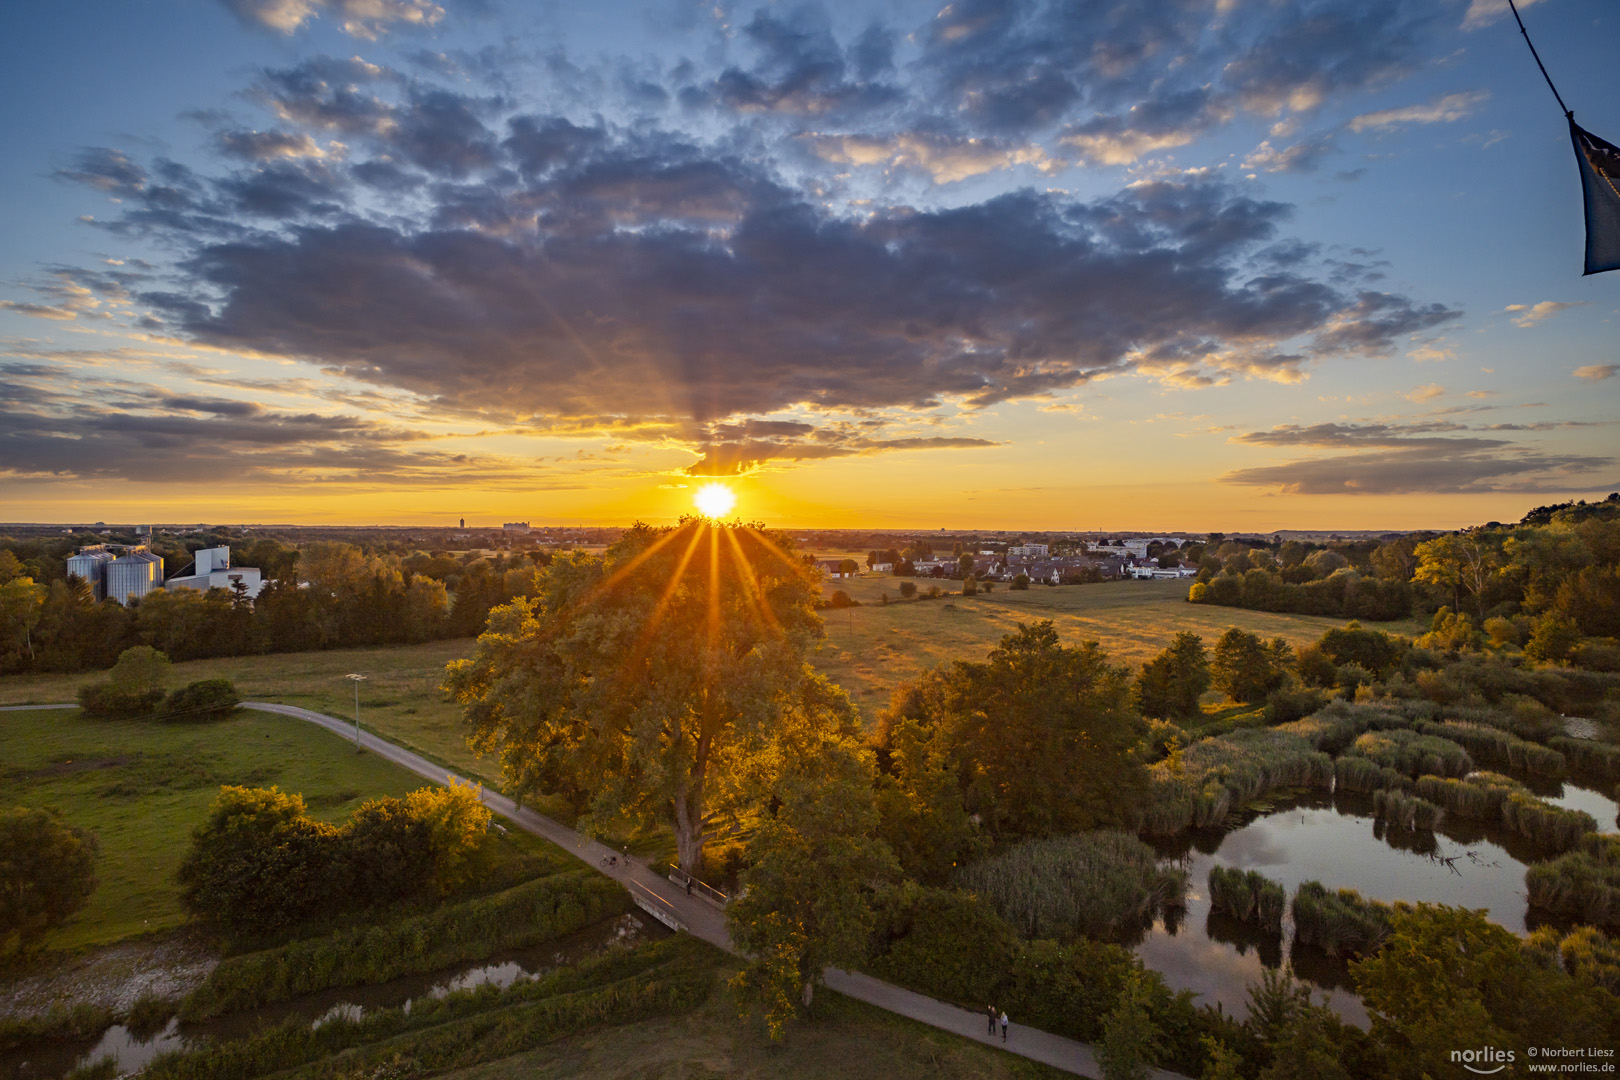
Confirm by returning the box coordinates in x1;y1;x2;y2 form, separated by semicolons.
1371;788;1445;832
1333;755;1408;794
1414;772;1596;853
1525;835;1620;931
1290;881;1394;958
1422;720;1565;777
1207;866;1285;934
956;830;1188;940
1142;728;1333;835
1348;729;1473;779
1279;700;1419;756
1500;791;1597;853
1549;737;1620;785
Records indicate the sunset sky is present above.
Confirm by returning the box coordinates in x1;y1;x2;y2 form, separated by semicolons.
1;0;1615;531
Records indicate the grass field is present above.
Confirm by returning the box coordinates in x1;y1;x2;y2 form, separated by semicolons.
441;980;1064;1080
812;575;1423;718
0;706;552;951
0;640;492;783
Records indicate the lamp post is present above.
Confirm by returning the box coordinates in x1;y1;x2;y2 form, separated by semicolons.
344;673;367;750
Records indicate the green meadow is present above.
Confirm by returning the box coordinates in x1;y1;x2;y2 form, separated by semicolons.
0;706;550;951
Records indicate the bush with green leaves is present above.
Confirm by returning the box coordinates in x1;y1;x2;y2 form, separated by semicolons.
957;831;1186;940
1135;632;1209;723
160;679;240;721
177;782;494;939
76;645;172;719
0;806;99;952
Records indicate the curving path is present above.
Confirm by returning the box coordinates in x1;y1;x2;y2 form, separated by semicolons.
3;700;1186;1079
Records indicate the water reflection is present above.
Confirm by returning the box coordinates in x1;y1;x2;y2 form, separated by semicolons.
1;913;662;1080
1135;784;1574;1026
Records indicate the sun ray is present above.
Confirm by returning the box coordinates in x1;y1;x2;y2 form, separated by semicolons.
723;525;782;636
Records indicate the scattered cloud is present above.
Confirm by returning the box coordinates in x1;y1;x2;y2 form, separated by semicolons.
1406;384;1446;402
1222;447;1611;495
1462;0;1546;32
1349;90;1489;133
218;0;443;39
1575;364;1617;381
1506;300;1584;327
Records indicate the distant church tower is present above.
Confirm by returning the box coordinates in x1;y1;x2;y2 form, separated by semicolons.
459;517;465;528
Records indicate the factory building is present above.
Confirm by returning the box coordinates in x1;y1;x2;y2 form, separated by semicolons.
164;546;264;599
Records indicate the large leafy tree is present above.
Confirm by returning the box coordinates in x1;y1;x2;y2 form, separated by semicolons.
877;621;1146;842
1210;628;1290;705
444;520;824;874
728;729;898;1036
0;806;99;953
1135;631;1209;722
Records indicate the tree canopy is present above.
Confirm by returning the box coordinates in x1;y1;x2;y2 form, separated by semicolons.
444;519;830;873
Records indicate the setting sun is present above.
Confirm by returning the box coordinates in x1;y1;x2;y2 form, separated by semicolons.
693;482;737;519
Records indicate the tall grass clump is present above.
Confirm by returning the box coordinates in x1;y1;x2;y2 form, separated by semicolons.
1348;729;1472;779
181;870;630;1020
1207;866;1285;934
956;830;1187;939
1334;755;1407;794
1424;721;1566;777
1550;737;1620;785
1142;727;1333;835
1371;789;1445;832
1524;924;1620;992
1526;835;1620;930
1290;881;1394;957
1416;772;1597;853
1414;771;1525;820
1500;791;1597;854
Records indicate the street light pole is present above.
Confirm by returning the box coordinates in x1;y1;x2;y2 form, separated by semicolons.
344;673;367;750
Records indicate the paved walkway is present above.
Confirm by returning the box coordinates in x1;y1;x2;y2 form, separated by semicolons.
3;700;1185;1079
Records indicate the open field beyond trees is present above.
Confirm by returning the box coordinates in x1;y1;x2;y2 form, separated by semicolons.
811;575;1424;717
0;706;556;951
0;579;1413;753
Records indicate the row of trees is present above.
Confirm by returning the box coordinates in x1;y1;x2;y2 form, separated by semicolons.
177;783;491;938
0;542;545;674
1191;496;1620;628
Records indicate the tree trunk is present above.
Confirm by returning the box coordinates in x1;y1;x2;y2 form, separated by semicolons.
672;783;705;875
801;979;815;1009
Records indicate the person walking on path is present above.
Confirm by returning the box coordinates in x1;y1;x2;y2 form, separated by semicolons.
986;1004;996;1036
1000;1010;1009;1042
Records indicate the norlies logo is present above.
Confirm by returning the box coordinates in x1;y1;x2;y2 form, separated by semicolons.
1452;1046;1516;1075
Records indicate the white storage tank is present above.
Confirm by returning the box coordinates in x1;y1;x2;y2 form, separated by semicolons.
106;547;163;605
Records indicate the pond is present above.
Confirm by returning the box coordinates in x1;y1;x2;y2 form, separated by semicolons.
1135;777;1619;1026
1;912;665;1080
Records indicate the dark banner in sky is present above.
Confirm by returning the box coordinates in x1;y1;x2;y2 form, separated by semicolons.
1570;118;1620;275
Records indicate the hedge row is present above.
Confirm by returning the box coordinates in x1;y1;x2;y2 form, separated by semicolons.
146;936;716;1080
181;870;631;1020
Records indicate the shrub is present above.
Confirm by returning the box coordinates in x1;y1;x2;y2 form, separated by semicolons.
1206;866;1285;934
1525;924;1620;992
898;580;917;599
160;679;240;721
1371;789;1444;832
1346;728;1472;778
1290;881;1393;957
957;831;1186;940
180;870;630;1019
76;682;165;720
1525;835;1620;929
1265;686;1327;725
0;806;100;952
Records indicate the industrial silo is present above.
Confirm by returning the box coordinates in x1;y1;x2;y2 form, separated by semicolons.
66;546;115;601
106;547;163;605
